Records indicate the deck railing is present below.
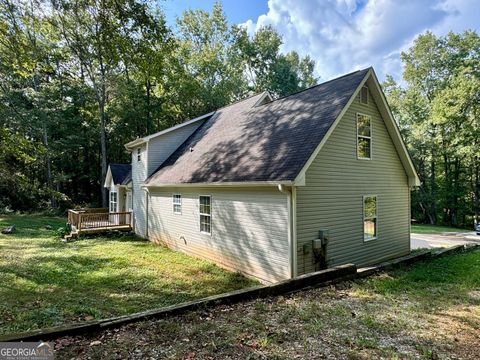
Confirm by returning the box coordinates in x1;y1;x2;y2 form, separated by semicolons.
67;209;131;232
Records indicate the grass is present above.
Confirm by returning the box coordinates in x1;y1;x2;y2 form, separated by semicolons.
55;248;480;359
0;214;257;336
411;223;470;234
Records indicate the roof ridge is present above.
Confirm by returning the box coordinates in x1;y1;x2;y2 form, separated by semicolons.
255;67;371;108
213;91;267;112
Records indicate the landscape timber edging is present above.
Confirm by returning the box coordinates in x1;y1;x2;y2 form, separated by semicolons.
0;264;356;342
1;243;478;343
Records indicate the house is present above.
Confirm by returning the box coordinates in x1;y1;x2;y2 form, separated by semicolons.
104;164;132;214
109;67;420;284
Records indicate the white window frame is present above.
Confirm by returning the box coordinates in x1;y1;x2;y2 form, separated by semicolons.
199;195;212;235
137;148;141;161
363;195;377;242
356;112;372;160
110;191;118;213
173;194;182;214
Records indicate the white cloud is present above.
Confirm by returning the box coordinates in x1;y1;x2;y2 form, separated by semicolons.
242;0;480;82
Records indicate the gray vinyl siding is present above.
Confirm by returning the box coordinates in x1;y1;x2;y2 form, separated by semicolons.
132;144;147;237
147;187;290;283
147;121;205;176
296;86;410;275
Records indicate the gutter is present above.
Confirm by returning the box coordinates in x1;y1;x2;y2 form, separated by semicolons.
277;184;296;278
124;138;146;151
142;181;295;188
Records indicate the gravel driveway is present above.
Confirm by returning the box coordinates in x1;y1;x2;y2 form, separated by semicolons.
411;231;480;249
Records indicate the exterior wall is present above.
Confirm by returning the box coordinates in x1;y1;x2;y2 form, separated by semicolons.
147;121;205;176
147;187;290;283
296;86;410;275
132;144;147;237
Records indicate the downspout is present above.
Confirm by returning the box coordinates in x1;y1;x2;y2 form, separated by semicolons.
144;187;149;239
278;184;296;278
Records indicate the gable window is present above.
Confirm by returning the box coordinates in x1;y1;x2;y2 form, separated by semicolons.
360;86;368;104
357;113;372;159
173;194;182;214
137;148;141;161
199;195;211;234
110;191;117;213
363;195;377;241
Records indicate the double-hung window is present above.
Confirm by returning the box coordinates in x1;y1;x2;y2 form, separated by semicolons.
199;196;211;234
363;195;377;241
173;194;182;214
110;191;117;213
357;113;372;159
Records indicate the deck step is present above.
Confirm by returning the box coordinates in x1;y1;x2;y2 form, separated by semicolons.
63;230;79;242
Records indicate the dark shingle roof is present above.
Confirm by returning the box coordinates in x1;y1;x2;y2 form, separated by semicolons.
110;164;132;185
146;68;370;185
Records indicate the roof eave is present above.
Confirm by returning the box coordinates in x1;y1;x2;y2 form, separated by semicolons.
142;180;295;188
124;138;146;150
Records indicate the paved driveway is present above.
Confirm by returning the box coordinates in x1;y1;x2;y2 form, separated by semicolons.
411;231;480;249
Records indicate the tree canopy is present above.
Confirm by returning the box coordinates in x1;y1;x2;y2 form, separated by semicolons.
383;30;480;227
0;0;317;211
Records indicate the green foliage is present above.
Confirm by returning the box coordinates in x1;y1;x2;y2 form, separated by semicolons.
0;1;317;211
384;30;480;227
411;223;469;234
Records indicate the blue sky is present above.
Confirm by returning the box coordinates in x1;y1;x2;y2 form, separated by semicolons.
163;0;480;82
163;0;268;26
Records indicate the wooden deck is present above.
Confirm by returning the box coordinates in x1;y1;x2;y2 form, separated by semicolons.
67;209;132;238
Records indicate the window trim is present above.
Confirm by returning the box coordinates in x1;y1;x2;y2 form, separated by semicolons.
172;194;182;215
356;112;372;160
137;148;141;161
199;195;212;235
110;191;118;213
363;195;378;242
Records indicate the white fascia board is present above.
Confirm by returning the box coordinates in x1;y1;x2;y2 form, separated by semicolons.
125;111;215;151
103;167;113;188
143;111;215;142
293;68;421;187
254;91;273;107
142;181;294;188
293;69;372;186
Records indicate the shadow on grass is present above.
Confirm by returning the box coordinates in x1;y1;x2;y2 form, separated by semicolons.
0;241;257;335
355;249;480;309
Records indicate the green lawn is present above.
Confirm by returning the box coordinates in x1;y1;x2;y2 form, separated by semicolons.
0;215;257;336
411;223;469;234
56;249;480;359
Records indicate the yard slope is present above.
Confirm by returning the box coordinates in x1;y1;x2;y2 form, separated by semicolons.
0;215;256;335
55;249;480;359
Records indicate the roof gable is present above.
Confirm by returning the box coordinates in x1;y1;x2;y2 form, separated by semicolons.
104;164;132;188
146;69;370;185
143;68;419;187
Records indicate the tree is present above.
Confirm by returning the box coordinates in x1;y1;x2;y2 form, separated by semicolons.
174;2;247;116
385;30;480;227
233;25;318;97
51;0;172;206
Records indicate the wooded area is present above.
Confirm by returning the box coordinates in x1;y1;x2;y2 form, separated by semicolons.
383;31;480;228
0;0;317;210
0;1;479;228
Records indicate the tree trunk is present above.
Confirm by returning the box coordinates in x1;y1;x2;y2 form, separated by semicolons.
451;158;460;227
43;122;57;208
429;156;437;225
474;161;479;227
146;78;152;134
99;97;108;208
